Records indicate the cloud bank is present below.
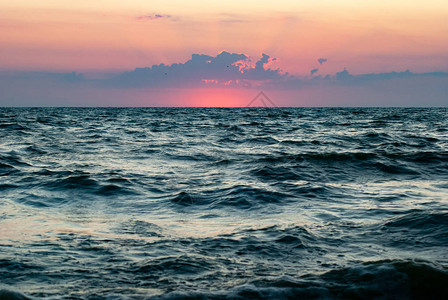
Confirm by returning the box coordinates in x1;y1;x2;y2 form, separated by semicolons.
106;52;448;92
107;51;288;88
1;51;447;106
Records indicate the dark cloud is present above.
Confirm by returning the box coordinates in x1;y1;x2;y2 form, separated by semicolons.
110;51;245;88
242;54;285;81
108;52;288;88
318;58;328;65
136;14;170;21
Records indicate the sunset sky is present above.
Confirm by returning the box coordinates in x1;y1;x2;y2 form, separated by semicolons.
1;1;447;106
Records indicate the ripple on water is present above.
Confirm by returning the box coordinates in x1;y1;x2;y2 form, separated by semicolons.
1;107;448;298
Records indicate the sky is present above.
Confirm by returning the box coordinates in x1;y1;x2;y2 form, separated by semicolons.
0;0;447;106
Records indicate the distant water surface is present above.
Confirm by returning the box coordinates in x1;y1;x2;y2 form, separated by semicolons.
1;107;447;299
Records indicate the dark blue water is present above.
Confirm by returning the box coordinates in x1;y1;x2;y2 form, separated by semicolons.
1;108;448;299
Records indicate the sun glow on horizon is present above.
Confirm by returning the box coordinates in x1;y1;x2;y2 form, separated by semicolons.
178;89;254;107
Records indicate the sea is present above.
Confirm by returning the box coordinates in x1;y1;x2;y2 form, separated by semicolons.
0;107;447;299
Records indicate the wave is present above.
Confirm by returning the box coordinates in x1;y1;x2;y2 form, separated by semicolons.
0;288;31;300
378;211;448;246
170;186;291;209
381;210;448;230
152;260;448;300
133;255;213;276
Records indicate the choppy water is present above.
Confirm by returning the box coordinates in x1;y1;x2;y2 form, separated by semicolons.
1;107;448;299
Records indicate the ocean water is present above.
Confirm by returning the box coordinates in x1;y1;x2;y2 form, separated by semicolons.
0;107;447;299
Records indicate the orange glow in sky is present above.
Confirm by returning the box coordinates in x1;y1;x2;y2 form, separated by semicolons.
1;1;448;74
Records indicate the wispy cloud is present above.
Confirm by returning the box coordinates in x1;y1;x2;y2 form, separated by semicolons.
136;14;171;21
216;13;250;24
